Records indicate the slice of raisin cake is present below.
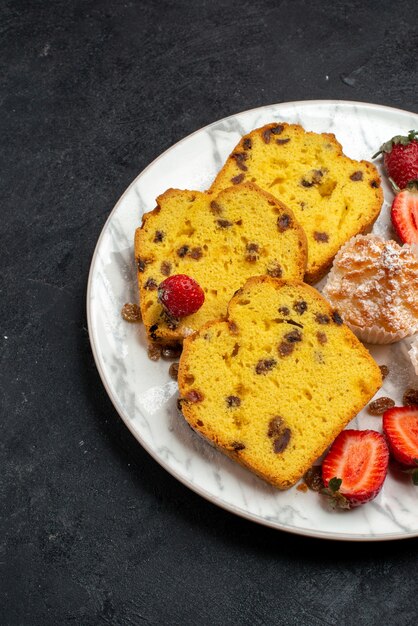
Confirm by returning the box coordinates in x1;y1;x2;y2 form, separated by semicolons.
209;123;383;283
178;277;382;489
135;183;307;346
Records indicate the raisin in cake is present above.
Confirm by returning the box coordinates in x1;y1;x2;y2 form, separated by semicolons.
178;277;382;489
209;123;383;283
135;183;307;346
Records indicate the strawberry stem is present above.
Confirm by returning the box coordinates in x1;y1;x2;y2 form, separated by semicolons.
406;180;418;192
401;459;418;486
321;477;351;509
388;177;401;194
372;130;418;158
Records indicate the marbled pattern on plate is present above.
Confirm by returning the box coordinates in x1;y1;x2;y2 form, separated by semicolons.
88;101;418;540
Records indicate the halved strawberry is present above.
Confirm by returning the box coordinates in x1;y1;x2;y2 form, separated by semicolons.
382;406;418;468
390;182;418;245
321;430;389;508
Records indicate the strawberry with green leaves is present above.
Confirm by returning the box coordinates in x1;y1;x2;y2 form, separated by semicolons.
321;429;389;508
374;130;418;245
373;130;418;191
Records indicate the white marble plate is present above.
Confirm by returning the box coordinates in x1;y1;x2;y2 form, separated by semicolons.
87;100;418;541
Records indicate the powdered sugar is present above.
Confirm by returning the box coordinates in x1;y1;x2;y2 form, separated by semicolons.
323;234;418;341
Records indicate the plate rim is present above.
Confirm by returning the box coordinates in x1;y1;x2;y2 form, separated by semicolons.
87;99;418;542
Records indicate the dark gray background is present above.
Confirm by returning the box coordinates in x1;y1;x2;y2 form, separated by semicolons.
1;1;417;624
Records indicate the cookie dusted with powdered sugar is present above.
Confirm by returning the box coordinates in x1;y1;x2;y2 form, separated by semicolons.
323;235;418;344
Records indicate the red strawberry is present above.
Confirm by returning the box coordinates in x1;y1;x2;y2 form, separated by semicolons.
382;406;418;469
373;130;418;190
321;430;389;508
390;182;418;244
158;274;205;318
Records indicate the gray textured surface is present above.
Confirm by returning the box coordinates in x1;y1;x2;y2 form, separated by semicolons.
1;0;417;624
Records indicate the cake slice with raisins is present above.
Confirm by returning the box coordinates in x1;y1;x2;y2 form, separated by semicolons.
178;276;382;489
209;123;383;283
135;183;307;347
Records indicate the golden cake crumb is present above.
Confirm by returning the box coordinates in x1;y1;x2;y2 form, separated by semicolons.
135;183;307;346
210;123;383;283
178;277;382;489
